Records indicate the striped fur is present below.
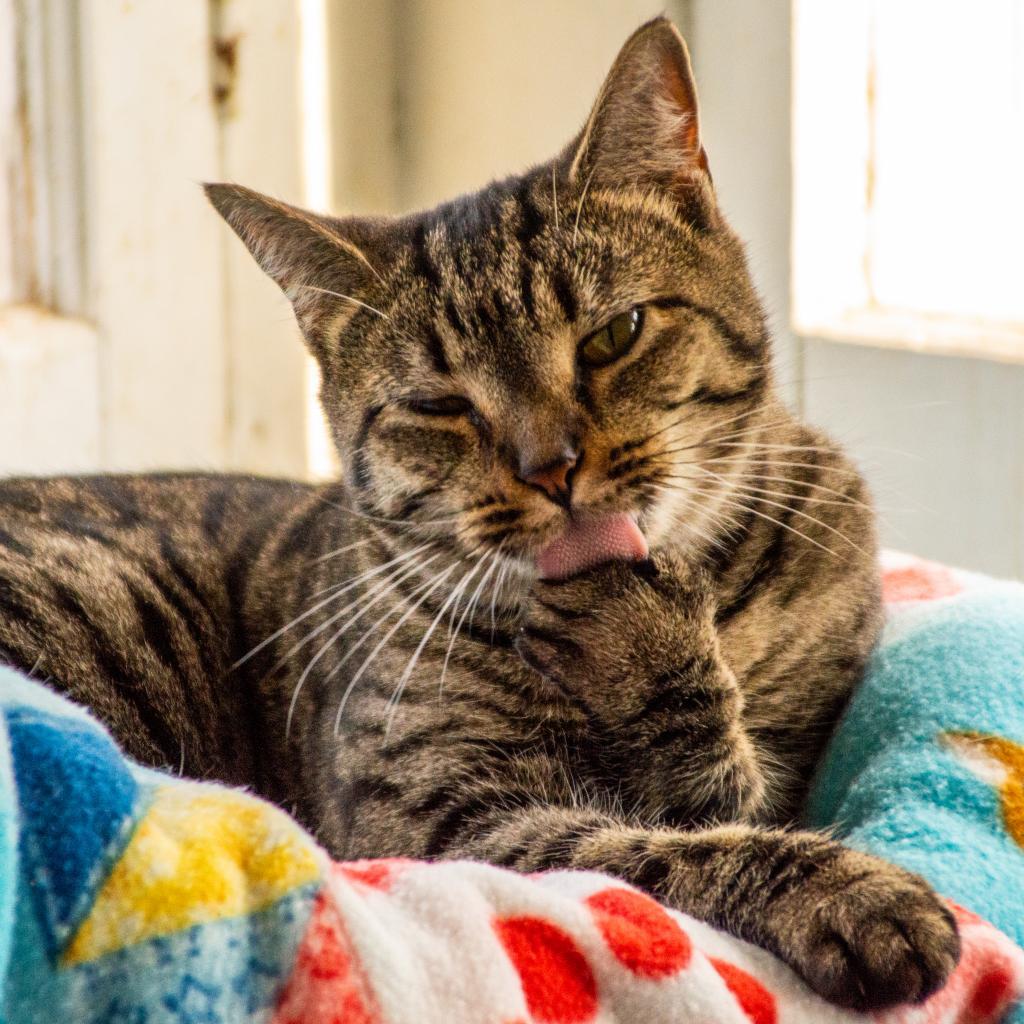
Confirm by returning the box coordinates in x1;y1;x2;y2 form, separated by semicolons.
0;18;957;1010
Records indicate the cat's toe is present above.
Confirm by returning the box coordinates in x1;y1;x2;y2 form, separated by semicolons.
793;865;960;1010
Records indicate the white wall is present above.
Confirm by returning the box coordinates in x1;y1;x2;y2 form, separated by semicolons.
1;0;310;479
325;0;687;219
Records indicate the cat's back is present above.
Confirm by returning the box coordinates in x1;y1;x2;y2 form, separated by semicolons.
0;472;320;781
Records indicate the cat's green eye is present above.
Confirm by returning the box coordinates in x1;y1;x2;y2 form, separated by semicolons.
578;307;644;367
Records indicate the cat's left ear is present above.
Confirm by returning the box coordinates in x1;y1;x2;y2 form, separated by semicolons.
203;182;385;333
566;17;716;224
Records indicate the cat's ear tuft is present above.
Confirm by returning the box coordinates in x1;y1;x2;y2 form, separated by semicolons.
203;182;380;312
567;17;715;222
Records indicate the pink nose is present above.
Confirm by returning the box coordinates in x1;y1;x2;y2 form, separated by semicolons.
518;449;579;506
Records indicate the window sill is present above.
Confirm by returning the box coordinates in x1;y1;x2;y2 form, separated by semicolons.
793;306;1024;367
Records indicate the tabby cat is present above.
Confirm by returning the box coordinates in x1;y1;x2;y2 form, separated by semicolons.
0;18;957;1009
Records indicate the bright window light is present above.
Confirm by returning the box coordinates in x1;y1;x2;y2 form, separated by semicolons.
792;0;1024;363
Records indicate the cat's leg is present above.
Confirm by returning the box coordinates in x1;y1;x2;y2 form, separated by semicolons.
335;684;957;1010
457;805;959;1011
510;553;958;1006
516;553;767;825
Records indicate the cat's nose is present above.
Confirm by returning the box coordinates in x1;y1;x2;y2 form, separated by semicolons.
517;447;580;507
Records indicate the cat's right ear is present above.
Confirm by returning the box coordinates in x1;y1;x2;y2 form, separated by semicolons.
203;183;382;323
565;17;717;226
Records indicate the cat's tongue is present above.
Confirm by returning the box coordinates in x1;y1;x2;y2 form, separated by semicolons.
536;513;649;581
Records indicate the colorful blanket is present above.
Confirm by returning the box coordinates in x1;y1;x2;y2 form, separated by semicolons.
1;554;1023;1023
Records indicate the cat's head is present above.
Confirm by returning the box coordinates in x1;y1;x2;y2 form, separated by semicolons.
207;17;772;581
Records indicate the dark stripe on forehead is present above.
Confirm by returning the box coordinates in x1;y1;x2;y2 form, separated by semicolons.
649;296;765;362
548;266;578;323
491;289;511;324
515;177;545;249
518;261;537;325
476;300;498;341
411;221;443;289
444;298;467;337
337;303;377;346
591;246;617;292
424;325;452;376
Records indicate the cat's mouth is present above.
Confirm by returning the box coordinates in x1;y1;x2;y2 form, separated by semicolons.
535;512;649;580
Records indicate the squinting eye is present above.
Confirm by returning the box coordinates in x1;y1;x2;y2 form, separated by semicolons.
408;395;474;417
578;307;645;367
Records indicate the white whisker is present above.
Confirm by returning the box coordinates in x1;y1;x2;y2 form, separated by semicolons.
281;550;438;687
283;550;442;737
440;547;502;699
694;486;842;559
232;543;432;668
307;541;433;598
317;496;463;530
317;562;453;728
640;404;760;450
333;561;461;735
294;283;392;321
311;537;373;565
489;555;514;640
463;543;506;638
385;558;487;735
697;467;867;555
662;465;867;513
572;168;597;251
751;472;864;500
701;440;841;455
649;484;739;554
725;479;867;511
700;418;801;445
692;455;862;477
551;165;560;231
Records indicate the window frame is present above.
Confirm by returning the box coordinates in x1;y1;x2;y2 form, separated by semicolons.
791;0;1024;366
1;0;313;477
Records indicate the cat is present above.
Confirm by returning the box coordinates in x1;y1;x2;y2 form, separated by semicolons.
0;17;957;1010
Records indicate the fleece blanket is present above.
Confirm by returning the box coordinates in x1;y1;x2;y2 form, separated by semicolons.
1;553;1023;1023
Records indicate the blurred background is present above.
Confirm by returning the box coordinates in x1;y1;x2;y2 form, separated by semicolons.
1;0;1021;575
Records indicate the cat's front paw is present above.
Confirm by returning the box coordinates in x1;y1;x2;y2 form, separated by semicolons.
783;850;960;1010
514;553;707;710
515;553;766;822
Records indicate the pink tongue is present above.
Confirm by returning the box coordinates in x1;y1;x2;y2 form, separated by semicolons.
537;513;649;581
